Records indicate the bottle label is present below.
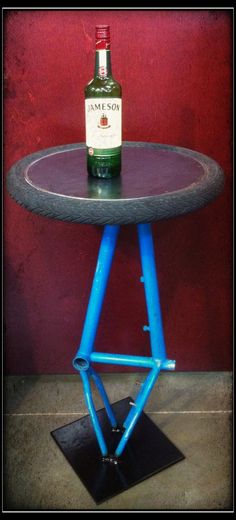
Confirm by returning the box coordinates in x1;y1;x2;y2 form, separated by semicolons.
85;97;122;152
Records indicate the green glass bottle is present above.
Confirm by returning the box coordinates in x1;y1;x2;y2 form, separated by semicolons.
85;25;122;178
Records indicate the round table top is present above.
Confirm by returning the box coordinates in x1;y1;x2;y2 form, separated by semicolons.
7;142;224;225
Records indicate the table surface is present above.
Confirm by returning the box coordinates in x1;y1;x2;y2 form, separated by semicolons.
7;142;224;225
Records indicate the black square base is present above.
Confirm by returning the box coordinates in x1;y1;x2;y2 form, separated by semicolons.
51;397;185;504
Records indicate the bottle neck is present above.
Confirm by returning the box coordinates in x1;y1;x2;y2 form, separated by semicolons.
94;49;112;79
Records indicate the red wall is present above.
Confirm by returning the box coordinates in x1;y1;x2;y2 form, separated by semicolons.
4;9;232;374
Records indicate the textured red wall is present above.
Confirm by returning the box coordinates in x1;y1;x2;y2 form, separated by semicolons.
4;9;232;374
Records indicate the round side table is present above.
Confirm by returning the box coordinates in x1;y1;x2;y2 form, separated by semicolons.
7;142;224;504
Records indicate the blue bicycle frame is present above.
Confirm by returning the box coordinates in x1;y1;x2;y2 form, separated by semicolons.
73;223;175;459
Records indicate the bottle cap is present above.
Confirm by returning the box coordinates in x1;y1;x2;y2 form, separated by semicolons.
95;25;110;41
95;25;110;49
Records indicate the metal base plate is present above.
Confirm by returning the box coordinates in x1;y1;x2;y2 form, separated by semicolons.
51;397;185;504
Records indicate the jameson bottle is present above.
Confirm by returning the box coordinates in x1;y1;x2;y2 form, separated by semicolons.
85;25;122;178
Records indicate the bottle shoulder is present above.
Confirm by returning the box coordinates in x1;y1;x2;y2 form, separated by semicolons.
85;77;122;98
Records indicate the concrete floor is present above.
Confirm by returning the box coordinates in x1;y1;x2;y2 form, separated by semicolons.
4;372;233;512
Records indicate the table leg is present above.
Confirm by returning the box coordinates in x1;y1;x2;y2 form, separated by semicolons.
79;370;108;457
137;222;166;361
89;366;117;429
52;223;184;503
118;223;171;451
72;224;120;455
72;222;176;458
73;224;120;370
115;365;161;457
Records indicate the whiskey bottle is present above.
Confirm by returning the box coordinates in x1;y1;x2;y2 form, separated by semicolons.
85;25;122;178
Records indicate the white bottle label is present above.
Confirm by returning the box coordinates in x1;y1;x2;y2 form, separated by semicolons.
85;97;122;151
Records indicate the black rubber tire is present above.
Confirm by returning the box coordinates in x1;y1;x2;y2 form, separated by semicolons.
6;142;225;225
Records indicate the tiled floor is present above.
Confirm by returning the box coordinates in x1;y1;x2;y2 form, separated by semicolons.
3;372;233;511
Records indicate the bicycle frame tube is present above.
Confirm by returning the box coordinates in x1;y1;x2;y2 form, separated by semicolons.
137;223;167;361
